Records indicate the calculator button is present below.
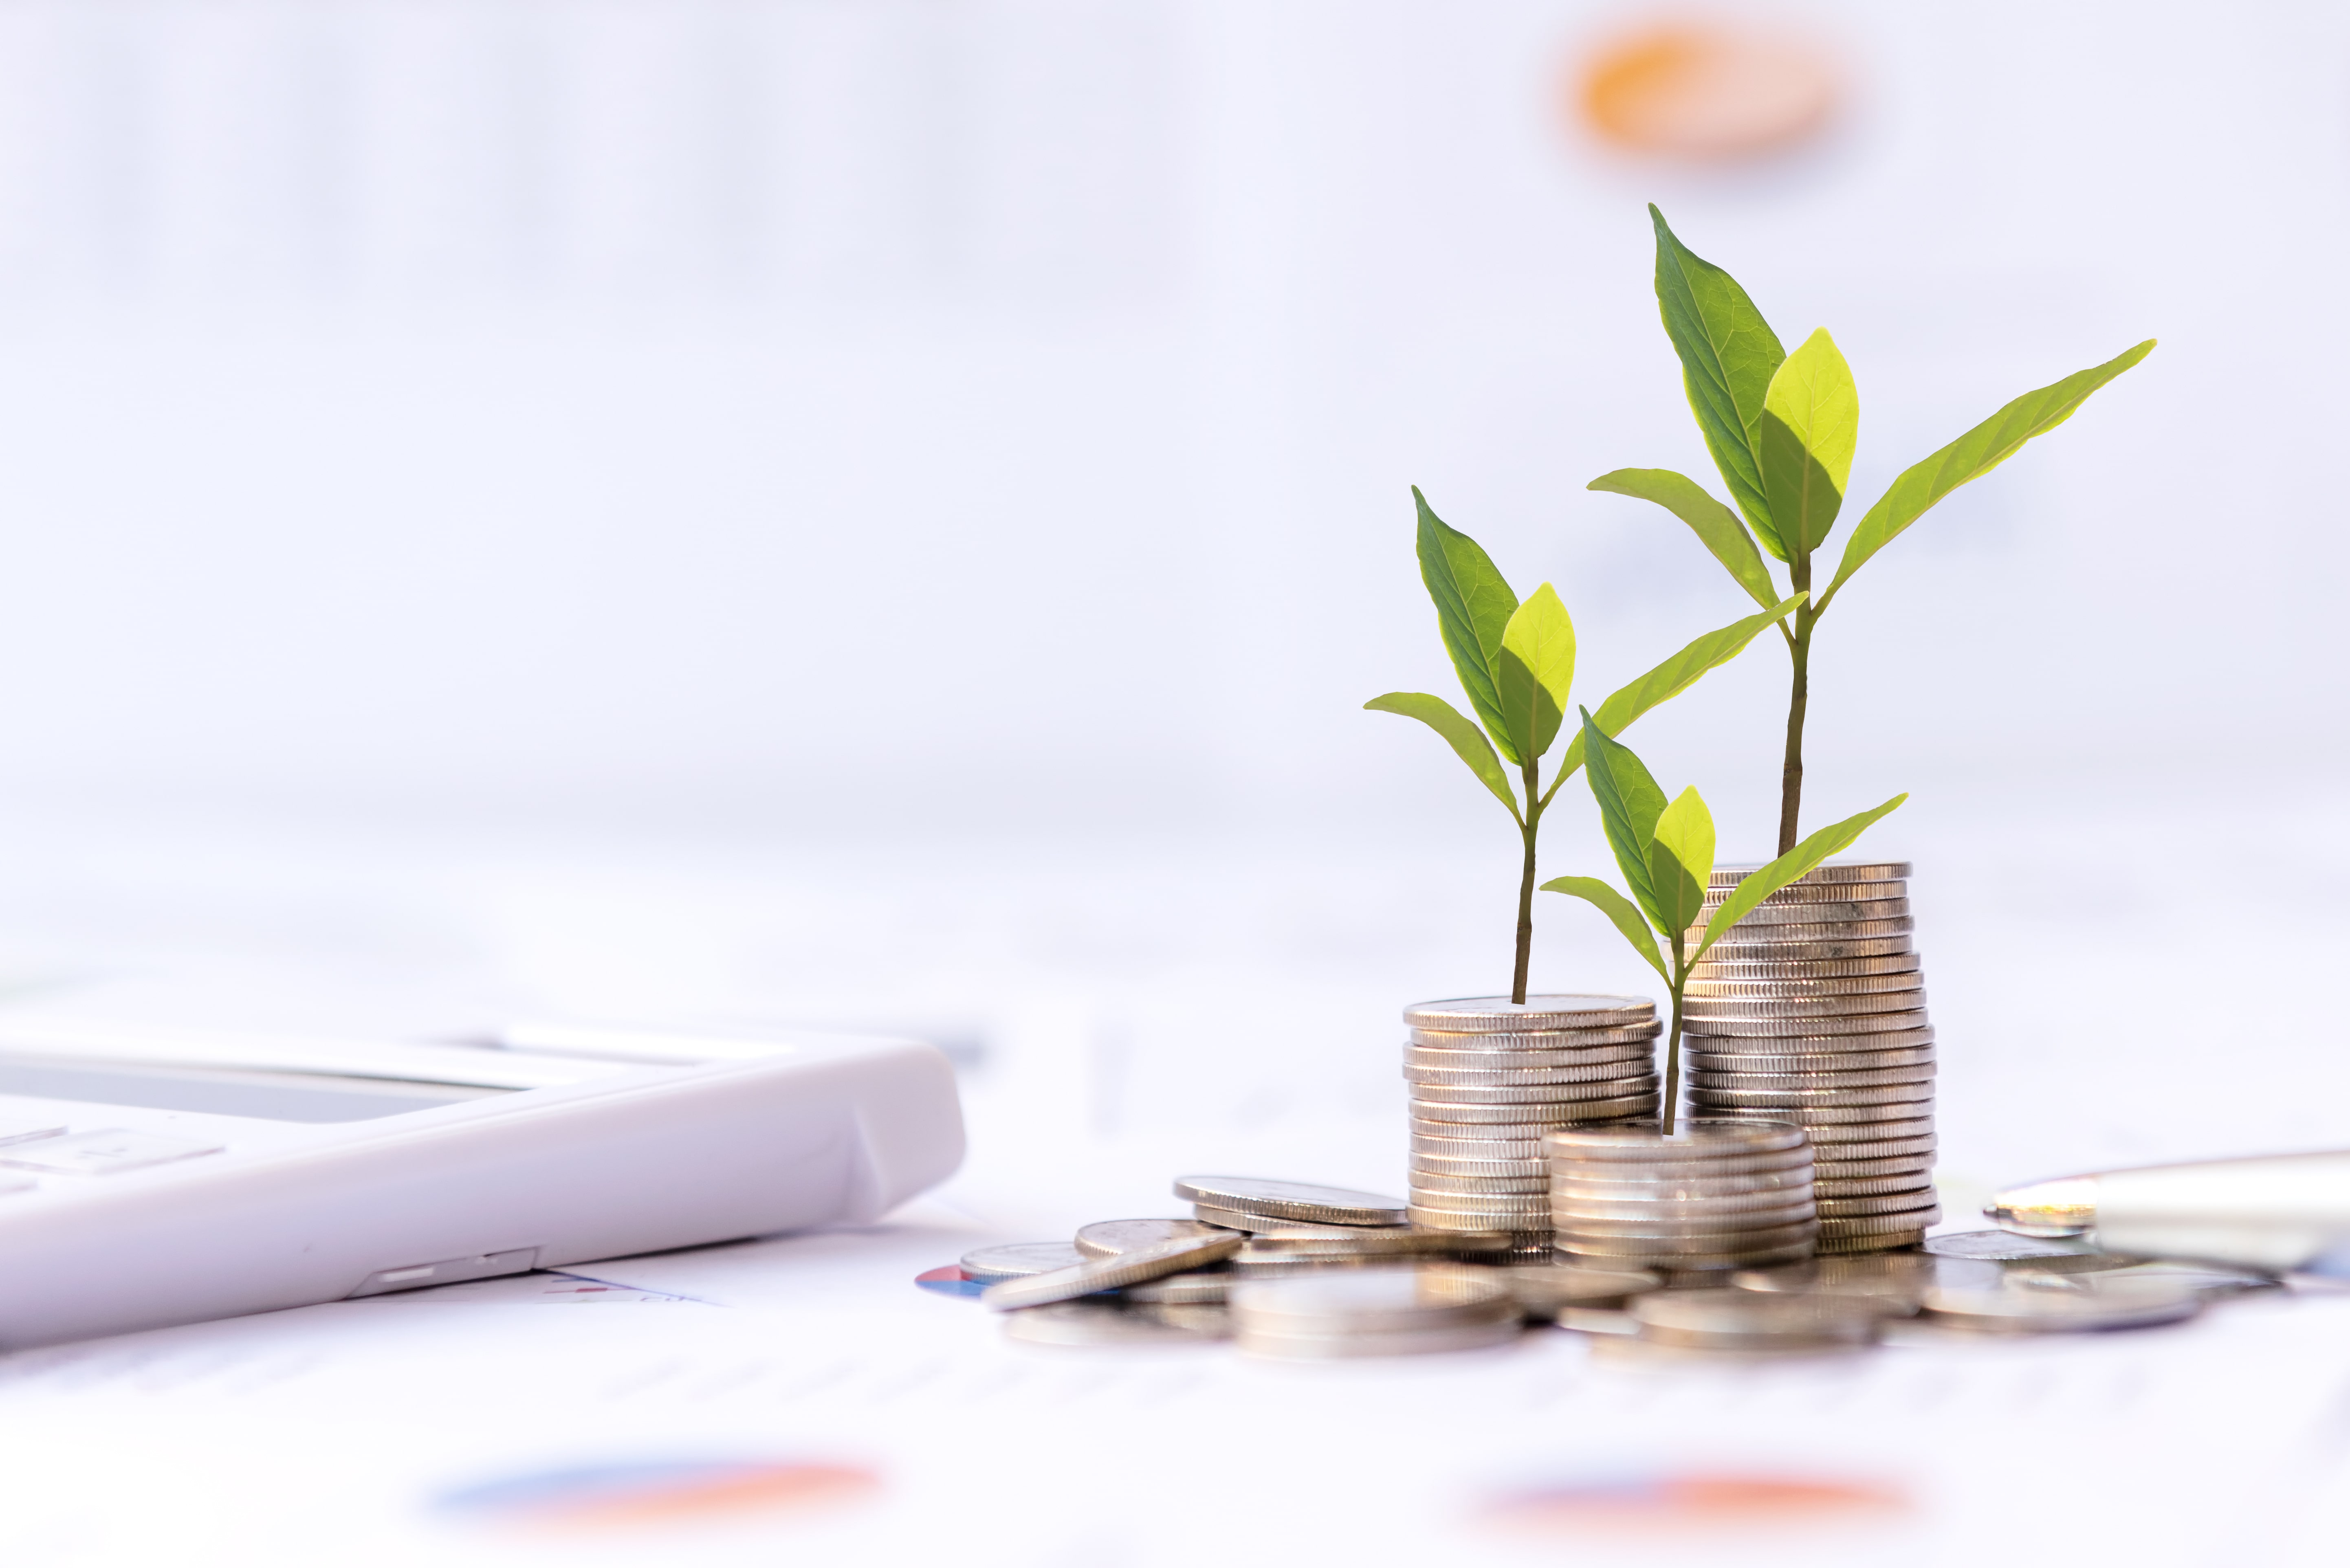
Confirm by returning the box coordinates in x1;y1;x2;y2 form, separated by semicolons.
0;1129;224;1174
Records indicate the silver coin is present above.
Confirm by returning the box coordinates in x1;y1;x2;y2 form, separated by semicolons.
1815;1190;1942;1218
1073;1218;1223;1259
1683;991;1930;1022
1410;1205;1552;1234
984;1230;1246;1311
1687;1084;1935;1108
1815;1172;1936;1198
960;1241;1089;1282
1557;1236;1816;1270
1798;1131;1938;1157
1413;1152;1550;1177
1411;1192;1555;1218
1694;898;1912;930
1681;1009;1929;1039
1407;1024;1662;1051
1410;1095;1658;1125
1688;1046;1936;1073
1816;1229;1927;1256
1819;1206;1942;1235
1686;1026;1937;1053
1411;1135;1551;1160
1710;858;1912;886
1734;1253;1942;1307
1243;1227;1516;1259
1703;878;1908;908
2026;1260;2279;1297
1549;1148;1814;1179
1122;1271;1232;1305
1230;1264;1519;1330
1550;1190;1817;1221
1691;1102;1933;1128
1405;1043;1655;1073
1001;1298;1228;1346
1632;1287;1881;1348
1553;1214;1817;1245
1236;1317;1523;1359
1403;995;1656;1032
1409;1076;1662;1106
1689;1063;1935;1088
1919;1283;2200;1334
1404;1059;1655;1088
1411;1171;1550;1196
1693;934;1915;962
1693;952;1921;982
1193;1203;1392;1235
1925;1230;2105;1264
1173;1175;1408;1226
1503;1263;1661;1319
1544;1120;1807;1159
1551;1171;1814;1203
1683;971;1924;1001
1813;1153;1937;1182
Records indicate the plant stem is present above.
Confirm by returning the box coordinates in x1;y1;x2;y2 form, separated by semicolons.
1777;559;1815;856
1662;956;1685;1135
1511;757;1542;1005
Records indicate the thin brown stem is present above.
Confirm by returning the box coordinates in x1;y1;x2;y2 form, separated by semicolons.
1777;557;1815;856
1662;943;1687;1134
1510;757;1541;1005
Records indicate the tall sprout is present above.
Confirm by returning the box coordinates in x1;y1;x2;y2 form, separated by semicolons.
1594;205;2152;853
1367;488;1800;1003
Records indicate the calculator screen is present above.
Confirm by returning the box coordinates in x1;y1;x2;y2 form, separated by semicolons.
0;1056;516;1122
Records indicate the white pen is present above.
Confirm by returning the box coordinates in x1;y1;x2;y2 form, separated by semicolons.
1988;1148;2350;1272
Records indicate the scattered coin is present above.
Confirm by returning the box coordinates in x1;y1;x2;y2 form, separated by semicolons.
1631;1288;1881;1349
1193;1204;1376;1235
1919;1282;2201;1333
960;1241;1087;1282
1503;1263;1661;1320
1241;1227;1516;1258
1231;1265;1520;1337
1925;1229;2104;1263
981;1232;1244;1311
1123;1271;1231;1305
1172;1176;1408;1226
1073;1218;1223;1259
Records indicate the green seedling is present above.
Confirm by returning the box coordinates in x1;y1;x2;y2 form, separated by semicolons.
1367;487;1803;1005
1593;205;2151;853
1541;710;1905;1131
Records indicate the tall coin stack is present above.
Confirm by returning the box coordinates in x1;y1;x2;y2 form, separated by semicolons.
1403;994;1661;1249
1547;1121;1817;1271
1681;858;1939;1253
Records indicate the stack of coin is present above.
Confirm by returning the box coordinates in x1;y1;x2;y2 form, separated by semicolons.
1404;994;1661;1243
1681;859;1938;1253
1547;1120;1816;1271
1228;1265;1522;1357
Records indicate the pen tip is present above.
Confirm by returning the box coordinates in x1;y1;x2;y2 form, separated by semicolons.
1985;1175;2099;1238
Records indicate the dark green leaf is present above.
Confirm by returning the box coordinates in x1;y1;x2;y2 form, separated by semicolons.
1650;205;1788;558
1412;487;1521;759
1821;341;2154;608
1364;692;1524;822
1695;794;1908;960
1539;875;1670;981
1588;468;1778;609
1579;709;1668;928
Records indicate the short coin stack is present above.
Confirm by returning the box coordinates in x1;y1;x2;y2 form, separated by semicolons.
1403;995;1661;1246
1682;859;1938;1253
1547;1121;1817;1271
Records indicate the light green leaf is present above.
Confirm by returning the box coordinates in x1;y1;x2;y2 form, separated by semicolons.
1821;340;2154;609
1588;468;1778;609
1579;709;1669;929
1412;487;1521;760
1545;594;1804;805
1758;328;1858;561
1364;692;1523;823
1694;794;1909;961
1647;785;1715;945
1650;205;1788;557
1494;583;1576;762
1539;874;1669;982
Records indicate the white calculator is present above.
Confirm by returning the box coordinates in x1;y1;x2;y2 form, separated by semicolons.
0;1009;964;1347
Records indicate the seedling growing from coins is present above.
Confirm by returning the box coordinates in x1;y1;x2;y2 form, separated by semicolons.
1366;488;1802;1004
1592;205;2152;853
1541;710;1905;1130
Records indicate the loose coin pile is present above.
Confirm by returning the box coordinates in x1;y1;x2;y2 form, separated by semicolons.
1402;994;1661;1248
1547;1120;1818;1271
1682;858;1939;1252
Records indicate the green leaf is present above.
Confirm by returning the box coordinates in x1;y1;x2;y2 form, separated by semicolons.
1545;594;1804;805
1412;487;1521;760
1579;709;1669;929
1758;328;1858;561
1588;468;1778;609
1539;874;1669;982
1364;692;1523;823
1650;205;1788;558
1494;583;1576;762
1694;793;1909;961
1647;785;1715;945
1821;340;2154;609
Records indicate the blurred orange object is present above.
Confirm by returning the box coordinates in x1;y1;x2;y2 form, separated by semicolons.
1575;22;1840;160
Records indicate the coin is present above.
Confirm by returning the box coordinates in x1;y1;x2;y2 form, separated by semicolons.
1805;1134;1937;1159
1681;1009;1928;1039
1818;1206;1941;1235
1687;1084;1934;1109
1412;1205;1550;1233
1688;1063;1935;1089
1558;1237;1815;1270
1550;1148;1813;1178
1815;1172;1935;1198
1688;1046;1936;1073
1734;1253;1941;1308
1692;1101;1934;1127
1683;970;1924;1001
1815;1190;1942;1218
1173;1175;1409;1226
1411;1171;1551;1195
1703;878;1908;906
1411;1192;1554;1218
1551;1171;1814;1201
1001;1298;1228;1346
1412;1135;1550;1160
1405;1060;1657;1088
1231;1263;1518;1328
1503;1263;1661;1319
1408;1075;1663;1105
1193;1204;1388;1235
1692;935;1914;962
1073;1218;1224;1259
1925;1230;2106;1264
1237;1318;1524;1359
1245;1227;1516;1258
960;1241;1088;1282
1551;1190;1817;1221
1812;1153;1936;1181
982;1231;1245;1310
1683;991;1930;1021
1687;1026;1937;1052
1123;1271;1232;1305
1551;1216;1817;1247
1403;995;1657;1031
1817;1229;1925;1255
1413;1152;1549;1177
1631;1288;1881;1348
1545;1120;1807;1158
1405;1044;1655;1072
1694;897;1912;928
1710;859;1911;886
1693;952;1921;981
1410;1094;1659;1124
1407;1025;1662;1050
1919;1283;2200;1333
